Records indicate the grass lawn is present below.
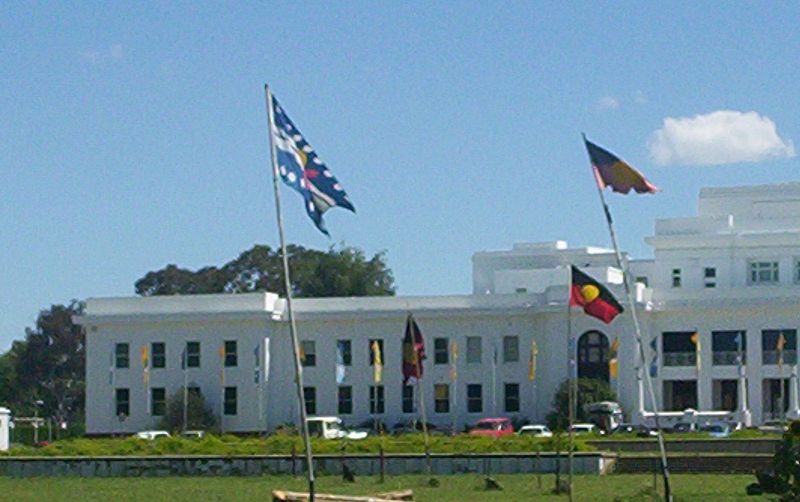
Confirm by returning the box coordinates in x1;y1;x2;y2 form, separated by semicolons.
0;474;767;501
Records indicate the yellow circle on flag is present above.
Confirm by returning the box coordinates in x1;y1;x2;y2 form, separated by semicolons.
581;284;600;303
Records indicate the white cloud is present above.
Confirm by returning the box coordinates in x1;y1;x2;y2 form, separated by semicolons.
596;96;620;110
648;110;794;166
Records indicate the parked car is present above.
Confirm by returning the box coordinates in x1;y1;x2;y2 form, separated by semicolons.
758;419;788;434
612;423;658;438
181;430;205;439
469;418;514;437
135;430;171;440
518;424;553;438
306;416;367;440
671;422;696;433
390;420;449;436
701;422;732;438
568;423;597;435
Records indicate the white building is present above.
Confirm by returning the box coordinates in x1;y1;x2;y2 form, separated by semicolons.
76;183;800;434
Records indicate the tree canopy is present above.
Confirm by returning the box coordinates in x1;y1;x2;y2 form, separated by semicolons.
134;244;395;298
546;378;617;431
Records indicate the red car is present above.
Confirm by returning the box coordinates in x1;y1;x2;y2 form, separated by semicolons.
469;418;514;437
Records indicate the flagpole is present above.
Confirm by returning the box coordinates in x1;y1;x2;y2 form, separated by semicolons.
265;84;316;501
583;134;672;502
409;315;433;482
182;347;188;432
566;265;575;502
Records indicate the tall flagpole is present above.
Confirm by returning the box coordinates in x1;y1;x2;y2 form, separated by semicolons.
583;134;672;501
265;84;316;501
566;265;575;502
182;347;188;432
409;314;433;482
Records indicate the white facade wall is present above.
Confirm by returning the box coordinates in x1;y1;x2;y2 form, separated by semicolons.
0;407;9;451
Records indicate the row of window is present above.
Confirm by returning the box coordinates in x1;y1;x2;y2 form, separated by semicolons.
115;382;523;418
659;329;797;367
666;260;799;289
114;336;524;370
315;383;521;415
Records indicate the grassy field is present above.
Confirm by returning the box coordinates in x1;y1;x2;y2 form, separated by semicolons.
0;474;766;501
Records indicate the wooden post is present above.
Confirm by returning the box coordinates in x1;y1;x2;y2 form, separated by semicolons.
379;445;385;483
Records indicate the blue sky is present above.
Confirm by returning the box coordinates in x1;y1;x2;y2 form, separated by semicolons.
2;2;799;349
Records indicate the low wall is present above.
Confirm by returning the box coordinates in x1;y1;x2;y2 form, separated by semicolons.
0;452;614;478
615;454;772;474
588;438;780;454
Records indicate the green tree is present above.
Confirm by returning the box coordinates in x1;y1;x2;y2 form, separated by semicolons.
546;378;617;431
159;389;218;432
135;244;395;298
5;301;85;425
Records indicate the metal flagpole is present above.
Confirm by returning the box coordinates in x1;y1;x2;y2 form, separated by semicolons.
265;84;317;501
566;265;575;502
409;315;434;483
182;347;188;432
584;134;672;501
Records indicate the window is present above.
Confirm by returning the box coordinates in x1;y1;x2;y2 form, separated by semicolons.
504;383;520;413
301;341;316;367
434;338;449;365
750;261;779;285
712;331;746;366
337;386;352;415
151;388;166;416
224;386;237;415
115;343;129;369
704;267;716;288
467;384;483;413
662;332;697;367
635;276;649;287
115;388;130;417
151;342;165;369
434;384;450;413
762;330;798;365
402;385;414;413
515;287;528;293
368;339;384;366
503;336;519;362
337;340;352;366
303;387;316;415
671;269;681;288
466;336;482;363
186;342;200;368
370;385;385;414
224;340;237;367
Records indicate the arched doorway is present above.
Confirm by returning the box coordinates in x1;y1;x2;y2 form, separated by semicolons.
577;330;610;382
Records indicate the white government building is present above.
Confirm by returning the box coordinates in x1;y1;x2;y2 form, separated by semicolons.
77;182;800;435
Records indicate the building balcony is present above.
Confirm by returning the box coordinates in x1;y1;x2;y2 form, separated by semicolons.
663;352;697;367
762;350;798;366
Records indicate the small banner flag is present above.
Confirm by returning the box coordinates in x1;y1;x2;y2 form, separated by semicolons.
569;265;624;324
218;344;225;385
263;338;271;383
335;340;347;384
528;340;538;381
402;314;426;384
269;92;355;235
450;340;459;384
372;340;383;384
649;336;658;378
254;344;261;384
583;137;658;194
609;337;620;379
140;345;150;386
777;333;786;369
690;332;701;371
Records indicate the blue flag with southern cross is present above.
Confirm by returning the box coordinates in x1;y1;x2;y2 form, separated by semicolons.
270;93;355;235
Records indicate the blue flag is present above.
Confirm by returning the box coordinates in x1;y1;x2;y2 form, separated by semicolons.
270;93;355;235
335;340;347;384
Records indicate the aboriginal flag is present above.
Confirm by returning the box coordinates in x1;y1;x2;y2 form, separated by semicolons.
569;266;624;324
402;314;426;384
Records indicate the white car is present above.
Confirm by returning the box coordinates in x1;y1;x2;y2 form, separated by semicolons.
568;423;596;435
135;430;171;440
306;417;367;440
518;424;553;438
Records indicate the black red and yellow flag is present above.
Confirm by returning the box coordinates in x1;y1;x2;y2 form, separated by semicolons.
569;265;624;324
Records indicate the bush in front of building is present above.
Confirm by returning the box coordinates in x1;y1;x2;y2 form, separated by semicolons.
158;389;218;433
545;378;617;431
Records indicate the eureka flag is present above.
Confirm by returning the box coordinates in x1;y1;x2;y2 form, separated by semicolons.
584;138;658;194
269;91;355;235
569;265;624;324
402;314;426;384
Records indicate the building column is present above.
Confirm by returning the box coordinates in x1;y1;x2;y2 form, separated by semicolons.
737;365;752;427
788;366;800;420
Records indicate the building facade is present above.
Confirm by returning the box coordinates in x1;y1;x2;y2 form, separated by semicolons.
77;183;800;434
